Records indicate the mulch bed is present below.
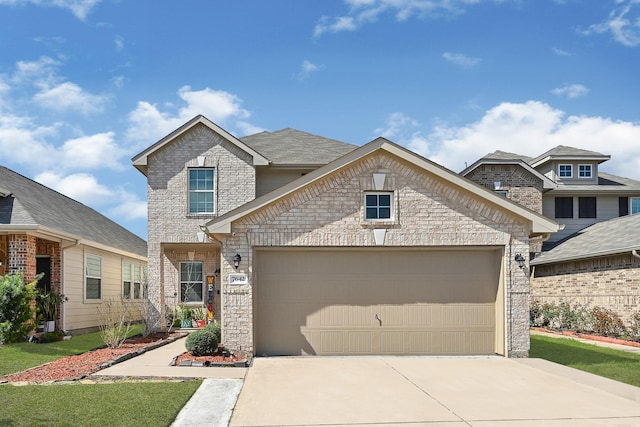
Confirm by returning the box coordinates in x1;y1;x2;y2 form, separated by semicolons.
532;327;640;348
172;351;248;367
0;333;184;384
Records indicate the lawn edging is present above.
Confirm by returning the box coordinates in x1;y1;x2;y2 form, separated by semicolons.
531;327;640;349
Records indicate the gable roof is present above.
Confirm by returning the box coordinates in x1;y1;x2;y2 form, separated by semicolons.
460;156;557;190
131;115;269;176
240;128;357;166
203;137;559;236
0;166;146;258
531;214;640;265
528;145;610;168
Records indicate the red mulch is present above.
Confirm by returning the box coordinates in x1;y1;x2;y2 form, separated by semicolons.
0;333;177;384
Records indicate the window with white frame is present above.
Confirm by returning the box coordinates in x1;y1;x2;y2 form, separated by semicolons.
85;253;102;300
188;168;215;214
123;261;132;299
558;164;573;178
134;264;141;299
578;164;592;178
365;192;393;220
631;197;640;215
180;262;203;303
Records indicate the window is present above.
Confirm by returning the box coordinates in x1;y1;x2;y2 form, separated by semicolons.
134;264;141;299
631;197;640;215
619;197;629;216
85;254;102;300
578;197;596;218
578;164;592;178
188;168;215;214
123;261;132;299
555;197;573;219
365;192;393;220
180;262;203;303
495;190;508;198
558;164;573;178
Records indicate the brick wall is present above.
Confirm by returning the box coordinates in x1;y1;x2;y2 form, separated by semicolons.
532;254;640;326
146;124;255;324
221;151;532;357
7;234;37;281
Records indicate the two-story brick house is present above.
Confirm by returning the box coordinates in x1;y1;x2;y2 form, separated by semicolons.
462;146;640;327
133;115;558;358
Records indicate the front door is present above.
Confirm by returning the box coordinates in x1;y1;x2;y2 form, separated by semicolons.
36;257;51;293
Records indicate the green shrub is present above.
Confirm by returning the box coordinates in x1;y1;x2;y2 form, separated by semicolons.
203;322;221;343
0;273;39;344
630;312;640;338
591;306;626;337
185;328;219;356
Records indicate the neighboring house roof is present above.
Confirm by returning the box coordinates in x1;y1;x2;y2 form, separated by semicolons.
131;115;269;175
460;156;557;190
240;128;357;166
528;145;610;168
0;166;147;258
203;137;559;236
531;214;640;265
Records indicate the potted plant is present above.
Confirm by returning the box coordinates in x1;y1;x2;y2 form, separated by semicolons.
191;306;206;328
180;305;193;328
37;291;65;333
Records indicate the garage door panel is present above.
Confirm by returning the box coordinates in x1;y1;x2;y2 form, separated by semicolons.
256;249;501;356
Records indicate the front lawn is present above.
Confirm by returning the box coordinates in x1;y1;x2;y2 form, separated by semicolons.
530;334;640;387
0;380;202;427
0;325;142;376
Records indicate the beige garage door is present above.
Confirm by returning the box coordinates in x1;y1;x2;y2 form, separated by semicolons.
255;248;503;356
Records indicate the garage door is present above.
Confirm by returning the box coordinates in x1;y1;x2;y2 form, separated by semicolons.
255;248;503;356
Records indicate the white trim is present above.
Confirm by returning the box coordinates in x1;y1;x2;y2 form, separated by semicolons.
558;164;573;178
578;164;593;178
84;252;102;301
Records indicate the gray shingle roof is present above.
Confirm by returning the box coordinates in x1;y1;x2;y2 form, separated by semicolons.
482;150;533;162
0;166;146;256
529;145;610;166
531;214;640;265
240;128;357;166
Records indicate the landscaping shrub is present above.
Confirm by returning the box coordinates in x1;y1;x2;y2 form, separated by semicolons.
591;306;626;337
185;328;219;356
0;273;39;344
203;322;221;343
630;312;640;339
97;298;135;348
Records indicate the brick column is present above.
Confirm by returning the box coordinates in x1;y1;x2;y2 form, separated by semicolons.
8;234;37;282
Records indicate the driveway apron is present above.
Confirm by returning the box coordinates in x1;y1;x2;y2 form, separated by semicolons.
230;356;640;427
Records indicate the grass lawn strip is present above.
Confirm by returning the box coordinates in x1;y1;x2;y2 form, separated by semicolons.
530;334;640;388
0;325;142;376
0;380;202;427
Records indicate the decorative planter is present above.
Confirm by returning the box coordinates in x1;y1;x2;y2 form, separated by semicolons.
44;320;55;333
196;320;206;328
181;320;192;328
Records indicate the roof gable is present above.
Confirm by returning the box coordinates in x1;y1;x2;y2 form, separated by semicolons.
203;137;558;236
460;157;556;190
0;166;146;257
529;145;610;167
131;115;269;175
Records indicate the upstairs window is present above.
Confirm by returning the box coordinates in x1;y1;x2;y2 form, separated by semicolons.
578;164;592;178
558;164;573;178
365;192;393;220
555;197;573;219
188;168;215;214
578;197;597;218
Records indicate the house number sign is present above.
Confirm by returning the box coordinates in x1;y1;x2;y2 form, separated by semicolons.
229;273;248;285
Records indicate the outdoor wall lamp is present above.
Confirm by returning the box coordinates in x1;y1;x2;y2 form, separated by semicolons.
514;253;526;269
232;253;242;270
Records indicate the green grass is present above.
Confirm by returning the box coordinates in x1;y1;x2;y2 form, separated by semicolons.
530;334;640;387
0;380;202;427
0;325;142;376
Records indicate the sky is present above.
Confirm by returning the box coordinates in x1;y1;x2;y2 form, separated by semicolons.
1;0;640;240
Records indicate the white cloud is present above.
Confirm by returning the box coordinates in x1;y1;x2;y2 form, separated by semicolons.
0;0;102;20
442;52;481;68
114;35;124;52
12;56;60;85
61;132;124;170
35;171;114;205
34;81;108;114
297;60;325;80
583;0;640;47
551;83;589;99
0;114;60;164
552;47;571;57
314;0;484;37
377;101;640;180
126;86;257;145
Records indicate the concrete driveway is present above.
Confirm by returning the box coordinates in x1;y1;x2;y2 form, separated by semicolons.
230;356;640;427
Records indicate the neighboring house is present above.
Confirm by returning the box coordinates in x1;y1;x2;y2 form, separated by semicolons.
0;166;147;334
531;214;640;326
132;115;558;357
462;145;640;250
463;146;640;327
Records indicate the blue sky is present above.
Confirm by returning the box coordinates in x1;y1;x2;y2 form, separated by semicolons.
1;0;640;240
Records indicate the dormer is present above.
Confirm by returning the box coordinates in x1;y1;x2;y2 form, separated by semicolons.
528;145;610;186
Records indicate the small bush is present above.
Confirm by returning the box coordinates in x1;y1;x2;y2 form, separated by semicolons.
185;328;219;356
630;312;640;338
591;306;626;337
203;322;221;343
0;273;39;344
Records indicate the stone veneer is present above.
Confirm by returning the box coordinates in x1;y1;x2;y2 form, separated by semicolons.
219;152;532;357
532;253;640;326
146;124;255;326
